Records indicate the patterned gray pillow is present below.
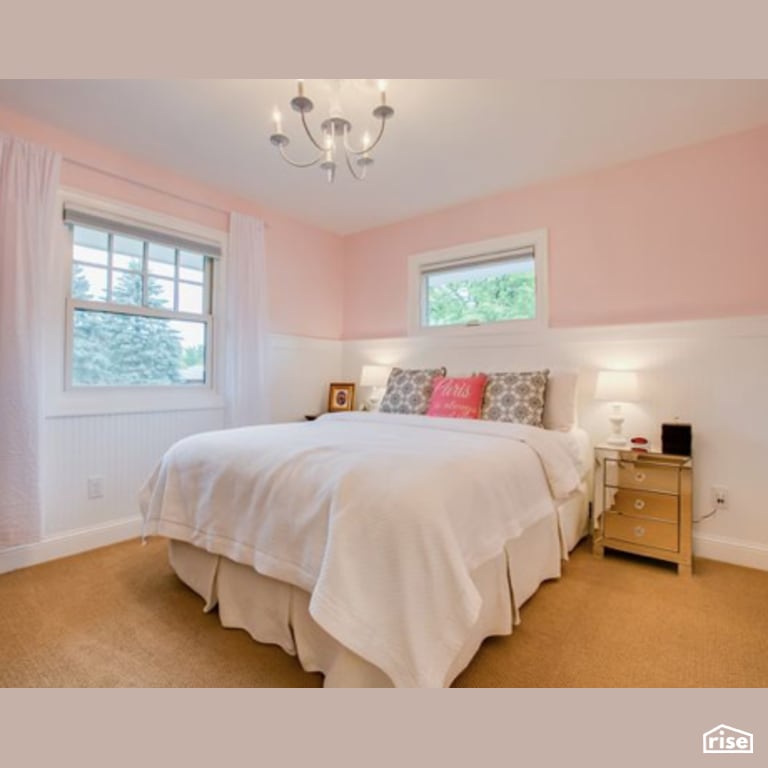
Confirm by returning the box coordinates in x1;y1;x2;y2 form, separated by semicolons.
379;367;447;415
480;369;550;426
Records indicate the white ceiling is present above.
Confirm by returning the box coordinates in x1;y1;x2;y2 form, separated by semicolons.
2;79;768;235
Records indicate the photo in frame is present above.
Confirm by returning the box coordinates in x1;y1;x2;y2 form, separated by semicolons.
328;382;356;412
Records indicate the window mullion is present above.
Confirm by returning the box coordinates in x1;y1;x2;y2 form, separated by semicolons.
107;232;114;302
142;240;149;307
71;297;209;324
204;256;213;314
174;248;180;312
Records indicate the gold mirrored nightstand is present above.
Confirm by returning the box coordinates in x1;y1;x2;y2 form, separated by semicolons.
592;443;693;575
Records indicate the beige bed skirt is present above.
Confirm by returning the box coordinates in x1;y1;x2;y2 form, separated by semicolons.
167;490;588;687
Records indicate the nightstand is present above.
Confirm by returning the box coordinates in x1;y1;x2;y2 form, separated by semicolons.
592;444;693;575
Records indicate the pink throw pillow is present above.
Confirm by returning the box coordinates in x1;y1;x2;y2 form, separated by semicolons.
426;374;488;419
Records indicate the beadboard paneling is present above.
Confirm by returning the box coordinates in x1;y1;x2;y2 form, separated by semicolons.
39;333;342;539
42;408;224;536
343;315;768;570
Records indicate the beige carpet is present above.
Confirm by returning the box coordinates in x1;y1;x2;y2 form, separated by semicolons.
1;536;767;687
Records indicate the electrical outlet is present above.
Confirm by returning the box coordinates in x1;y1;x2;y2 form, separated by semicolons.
712;485;728;510
87;476;104;499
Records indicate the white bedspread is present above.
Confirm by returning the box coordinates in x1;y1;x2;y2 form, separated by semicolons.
139;412;583;687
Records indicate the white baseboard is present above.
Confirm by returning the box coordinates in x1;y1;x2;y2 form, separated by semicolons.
0;516;143;575
694;533;768;572
2;516;766;576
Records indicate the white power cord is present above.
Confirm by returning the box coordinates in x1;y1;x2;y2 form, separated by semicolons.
693;508;718;524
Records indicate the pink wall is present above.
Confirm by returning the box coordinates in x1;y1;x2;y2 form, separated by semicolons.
0;106;345;340
342;124;768;339
6;103;768;342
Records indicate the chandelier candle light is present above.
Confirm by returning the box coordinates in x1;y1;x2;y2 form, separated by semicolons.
269;79;394;182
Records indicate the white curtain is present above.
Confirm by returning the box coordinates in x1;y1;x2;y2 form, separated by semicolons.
224;212;270;427
0;135;61;549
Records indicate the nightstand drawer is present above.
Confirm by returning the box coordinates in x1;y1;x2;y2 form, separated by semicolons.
607;489;679;523
603;513;678;552
612;461;679;494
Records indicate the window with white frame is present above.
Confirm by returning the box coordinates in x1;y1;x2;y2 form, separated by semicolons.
64;207;219;388
409;230;548;334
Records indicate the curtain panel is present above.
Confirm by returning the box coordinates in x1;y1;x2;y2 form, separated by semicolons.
0;135;61;549
224;212;270;427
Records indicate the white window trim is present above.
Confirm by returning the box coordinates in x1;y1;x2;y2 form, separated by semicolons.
407;229;549;338
45;188;227;417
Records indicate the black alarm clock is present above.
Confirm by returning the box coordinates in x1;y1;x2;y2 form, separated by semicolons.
661;423;692;456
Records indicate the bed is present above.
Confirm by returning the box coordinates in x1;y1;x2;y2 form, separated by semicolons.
139;395;592;688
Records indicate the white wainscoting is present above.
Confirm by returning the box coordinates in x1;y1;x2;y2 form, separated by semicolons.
0;333;343;574
7;320;767;575
268;334;344;423
342;315;768;571
41;408;225;538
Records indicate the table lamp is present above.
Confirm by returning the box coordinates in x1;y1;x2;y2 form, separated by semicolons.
359;365;390;410
594;370;640;446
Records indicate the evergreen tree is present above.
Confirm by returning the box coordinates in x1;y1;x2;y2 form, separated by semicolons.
71;260;185;386
71;263;114;385
72;261;92;300
182;344;205;368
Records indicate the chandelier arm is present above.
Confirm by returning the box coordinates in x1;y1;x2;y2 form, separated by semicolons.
278;143;324;168
343;148;366;181
300;111;327;152
342;116;387;156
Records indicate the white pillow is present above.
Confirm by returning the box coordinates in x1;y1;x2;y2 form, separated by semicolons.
543;369;579;431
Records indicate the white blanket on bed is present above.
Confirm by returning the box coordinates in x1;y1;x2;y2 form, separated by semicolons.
139;412;582;687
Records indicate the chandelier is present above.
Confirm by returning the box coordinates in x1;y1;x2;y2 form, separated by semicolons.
269;79;394;183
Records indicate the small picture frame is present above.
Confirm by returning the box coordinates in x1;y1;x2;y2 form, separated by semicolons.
328;382;356;412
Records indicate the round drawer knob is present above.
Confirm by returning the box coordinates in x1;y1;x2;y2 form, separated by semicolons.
634;498;646;511
633;525;645;538
635;472;646;483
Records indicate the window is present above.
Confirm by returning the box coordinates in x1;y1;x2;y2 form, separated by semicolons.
64;207;219;388
408;230;548;335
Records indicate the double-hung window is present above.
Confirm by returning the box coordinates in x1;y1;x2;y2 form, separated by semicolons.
64;207;219;389
409;230;548;335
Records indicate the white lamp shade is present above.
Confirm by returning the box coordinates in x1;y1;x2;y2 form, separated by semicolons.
595;370;640;402
360;364;390;388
